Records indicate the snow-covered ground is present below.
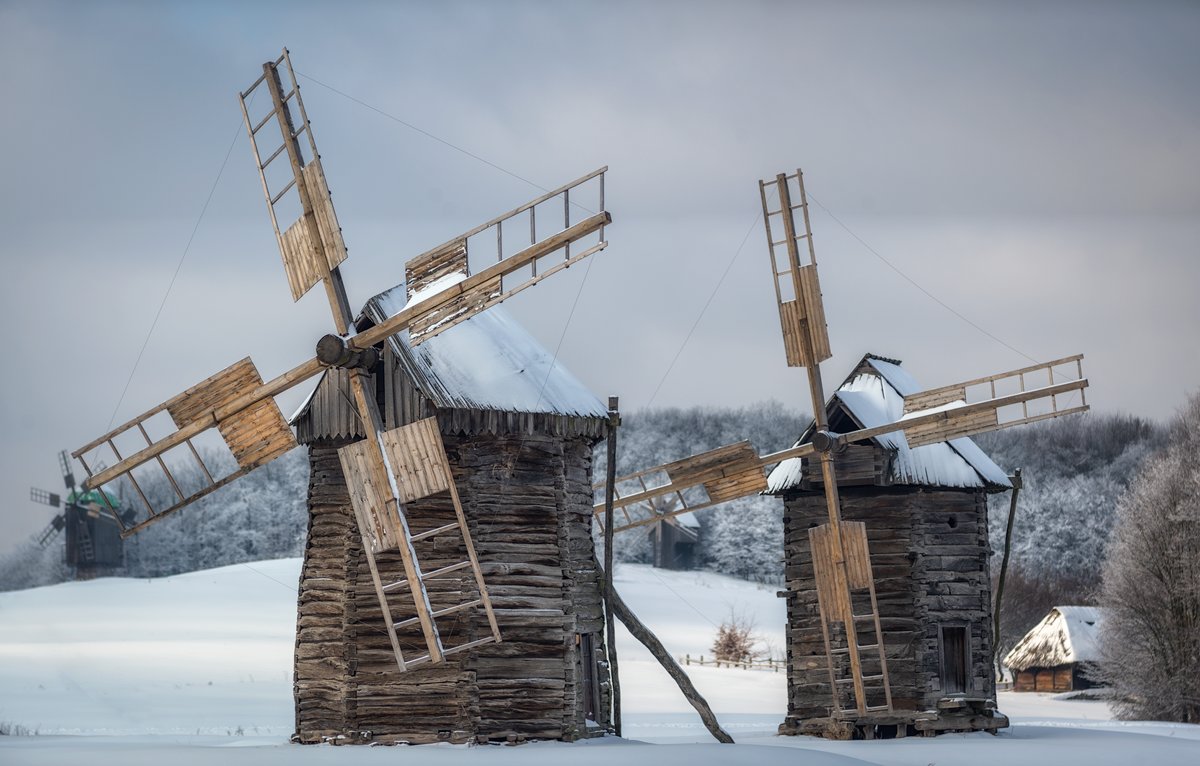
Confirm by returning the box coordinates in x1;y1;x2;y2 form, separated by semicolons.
1;560;1197;764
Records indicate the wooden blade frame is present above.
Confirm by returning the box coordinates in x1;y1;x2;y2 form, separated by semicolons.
759;169;890;717
404;168;608;346
72;357;300;538
760;171;831;368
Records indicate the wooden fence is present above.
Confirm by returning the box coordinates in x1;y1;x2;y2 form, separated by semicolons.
680;654;785;672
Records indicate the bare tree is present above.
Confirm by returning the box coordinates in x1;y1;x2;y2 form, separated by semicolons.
1099;392;1200;722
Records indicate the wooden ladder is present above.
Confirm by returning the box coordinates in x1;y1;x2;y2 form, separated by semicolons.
339;417;502;671
809;521;893;718
75;516;95;564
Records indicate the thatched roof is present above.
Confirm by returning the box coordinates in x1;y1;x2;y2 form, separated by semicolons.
1003;606;1104;671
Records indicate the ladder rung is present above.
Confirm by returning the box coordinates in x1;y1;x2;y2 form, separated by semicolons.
382;561;472;593
423;561;473;581
270;177;296;204
405;654;432;667
442;636;498;657
393;599;483;630
831;644;880;655
834;674;886;684
260;142;287;171
851;613;877;621
411;521;460;542
866;705;892;712
250;108;274;135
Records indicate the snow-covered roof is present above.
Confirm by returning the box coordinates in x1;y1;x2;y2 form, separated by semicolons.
1003;606;1105;671
767;355;1011;493
359;282;607;418
673;511;701;530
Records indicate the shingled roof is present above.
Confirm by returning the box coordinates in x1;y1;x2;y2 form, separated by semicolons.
767;354;1012;493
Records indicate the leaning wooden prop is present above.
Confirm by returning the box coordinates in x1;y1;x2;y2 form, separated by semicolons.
596;169;1088;725
71;50;611;675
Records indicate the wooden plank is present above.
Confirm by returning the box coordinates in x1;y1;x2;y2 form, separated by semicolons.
904;409;999;448
279;216;322;300
798;264;831;364
903;385;966;413
663;441;759;482
808;524;845;624
338;440;401;553
381;418;453;504
841;521;872;590
302;158;348;273
163;358;296;472
703;466;767;503
409;274;503;345
779;299;805;367
405;241;469;300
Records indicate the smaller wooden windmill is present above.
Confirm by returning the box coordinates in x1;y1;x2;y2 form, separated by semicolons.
29;450;131;577
596;169;1088;723
70;49;611;676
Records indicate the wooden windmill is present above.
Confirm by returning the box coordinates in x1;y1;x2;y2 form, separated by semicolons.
595;169;1088;722
30;450;130;577
70;49;611;674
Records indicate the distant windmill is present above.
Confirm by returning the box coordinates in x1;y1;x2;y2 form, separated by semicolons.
30;450;130;578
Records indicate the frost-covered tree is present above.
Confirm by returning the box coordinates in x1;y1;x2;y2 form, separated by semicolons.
1099;392;1200;723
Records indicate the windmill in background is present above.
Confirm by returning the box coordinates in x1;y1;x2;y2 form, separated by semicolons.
30;450;132;579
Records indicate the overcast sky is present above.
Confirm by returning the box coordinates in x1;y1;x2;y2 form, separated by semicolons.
2;0;1198;552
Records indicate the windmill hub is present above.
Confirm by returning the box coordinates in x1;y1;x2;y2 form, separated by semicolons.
316;333;379;371
811;430;843;454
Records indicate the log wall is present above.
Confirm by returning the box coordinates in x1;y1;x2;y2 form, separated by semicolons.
294;431;609;744
781;486;996;724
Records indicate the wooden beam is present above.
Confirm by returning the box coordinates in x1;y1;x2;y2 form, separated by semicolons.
836;378;1089;448
79;356;325;490
599;563;734;744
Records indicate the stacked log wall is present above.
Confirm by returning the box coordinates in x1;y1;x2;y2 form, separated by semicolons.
781;486;995;725
294;431;608;744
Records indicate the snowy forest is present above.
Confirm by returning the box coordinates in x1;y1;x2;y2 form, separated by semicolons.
0;401;1181;667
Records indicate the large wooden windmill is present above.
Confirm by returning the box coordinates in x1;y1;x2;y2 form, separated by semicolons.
70;50;611;683
596;169;1088;730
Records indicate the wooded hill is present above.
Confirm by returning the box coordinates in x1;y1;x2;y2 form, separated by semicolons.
2;406;1163;648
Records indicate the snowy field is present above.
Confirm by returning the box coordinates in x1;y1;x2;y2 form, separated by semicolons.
1;561;1197;764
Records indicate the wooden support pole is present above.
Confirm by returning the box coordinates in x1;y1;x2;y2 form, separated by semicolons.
597;562;734;744
603;395;621;736
993;468;1022;680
